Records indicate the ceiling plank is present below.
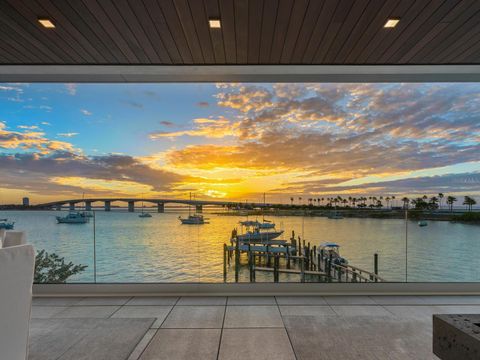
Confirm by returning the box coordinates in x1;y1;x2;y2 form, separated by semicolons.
173;0;206;63
81;0;141;63
235;0;249;64
219;0;236;63
204;0;226;63
156;0;194;63
269;0;295;63
188;0;215;64
247;0;263;63
279;0;308;64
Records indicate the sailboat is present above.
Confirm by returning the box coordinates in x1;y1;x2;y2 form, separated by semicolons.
179;193;206;224
139;196;152;218
258;193;276;228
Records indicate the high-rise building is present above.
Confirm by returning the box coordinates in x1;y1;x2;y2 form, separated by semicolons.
22;197;29;206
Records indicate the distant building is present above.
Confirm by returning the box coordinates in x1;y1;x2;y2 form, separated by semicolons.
22;197;30;206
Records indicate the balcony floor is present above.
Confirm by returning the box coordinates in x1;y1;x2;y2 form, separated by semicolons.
29;295;480;359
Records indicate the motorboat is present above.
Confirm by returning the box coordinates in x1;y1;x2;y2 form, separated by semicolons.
418;220;428;227
319;242;348;265
56;212;89;224
179;214;206;224
236;219;283;242
139;212;152;218
327;211;344;219
0;218;14;230
236;229;283;242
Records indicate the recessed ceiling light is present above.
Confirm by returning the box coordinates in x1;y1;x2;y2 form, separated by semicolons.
384;18;400;28
38;18;55;29
209;19;221;29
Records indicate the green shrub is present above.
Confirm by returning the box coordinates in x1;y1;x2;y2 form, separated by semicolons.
34;250;87;283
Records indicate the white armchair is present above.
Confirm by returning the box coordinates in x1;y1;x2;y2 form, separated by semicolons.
3;231;27;248
0;244;35;360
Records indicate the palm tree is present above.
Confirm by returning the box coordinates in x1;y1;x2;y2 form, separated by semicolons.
290;197;294;206
438;193;444;209
463;196;477;212
298;197;302;205
446;196;456;212
385;196;391;209
391;195;396;207
402;197;409;209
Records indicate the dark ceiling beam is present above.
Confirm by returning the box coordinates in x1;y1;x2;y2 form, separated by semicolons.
1;64;480;83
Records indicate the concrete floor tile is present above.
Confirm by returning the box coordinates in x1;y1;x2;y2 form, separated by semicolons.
370;296;426;305
224;306;283;328
139;329;221;360
53;306;120;318
331;305;393;317
111;306;172;325
31;306;69;319
162;306;225;328
32;297;84;306
176;296;227;305
219;328;295;360
126;296;179;306
324;296;376;305
227;296;276;305
76;297;132;306
279;305;336;316
275;296;327;305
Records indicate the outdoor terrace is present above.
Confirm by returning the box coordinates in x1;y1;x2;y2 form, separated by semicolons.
29;295;480;360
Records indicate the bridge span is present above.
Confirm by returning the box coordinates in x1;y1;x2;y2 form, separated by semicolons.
36;198;275;213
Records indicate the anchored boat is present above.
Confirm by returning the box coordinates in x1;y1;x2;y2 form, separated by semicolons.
56;212;89;224
0;218;15;230
178;192;207;224
179;214;206;224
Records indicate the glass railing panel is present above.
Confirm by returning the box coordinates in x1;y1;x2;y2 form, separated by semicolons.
406;206;480;282
94;203;204;283
5;209;95;283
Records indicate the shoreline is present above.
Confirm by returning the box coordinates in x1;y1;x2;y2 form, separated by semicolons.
214;208;480;224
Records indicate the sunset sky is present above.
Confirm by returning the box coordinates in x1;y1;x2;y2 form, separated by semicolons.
0;82;479;205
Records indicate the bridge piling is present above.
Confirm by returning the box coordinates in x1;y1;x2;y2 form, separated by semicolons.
69;202;75;211
157;203;165;213
85;201;92;211
104;201;111;212
195;204;203;213
128;201;135;212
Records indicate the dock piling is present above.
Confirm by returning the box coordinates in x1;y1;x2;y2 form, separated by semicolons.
374;253;379;282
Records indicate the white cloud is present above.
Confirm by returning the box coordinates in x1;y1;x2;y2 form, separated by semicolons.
57;132;79;138
65;84;77;95
17;125;39;130
80;109;92;116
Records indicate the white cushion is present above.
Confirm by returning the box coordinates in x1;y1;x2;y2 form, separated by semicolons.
0;229;5;248
3;231;27;248
0;244;35;360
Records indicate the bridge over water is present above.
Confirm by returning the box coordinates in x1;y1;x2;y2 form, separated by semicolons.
37;198;275;213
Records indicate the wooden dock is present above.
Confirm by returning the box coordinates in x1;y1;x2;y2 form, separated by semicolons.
223;230;384;283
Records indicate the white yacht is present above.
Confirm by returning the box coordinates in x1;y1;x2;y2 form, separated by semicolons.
56;212;89;224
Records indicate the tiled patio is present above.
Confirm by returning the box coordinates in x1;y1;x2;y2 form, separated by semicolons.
29;295;480;359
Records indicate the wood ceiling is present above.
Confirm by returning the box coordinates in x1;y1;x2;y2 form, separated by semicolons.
1;0;480;65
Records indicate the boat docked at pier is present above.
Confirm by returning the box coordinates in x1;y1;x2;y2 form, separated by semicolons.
319;242;348;266
0;218;14;230
56;212;89;224
236;220;283;242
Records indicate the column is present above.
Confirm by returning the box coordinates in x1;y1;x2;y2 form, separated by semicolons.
157;203;165;213
104;201;111;212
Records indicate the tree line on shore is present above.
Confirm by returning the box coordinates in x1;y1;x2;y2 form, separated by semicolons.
281;193;477;212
